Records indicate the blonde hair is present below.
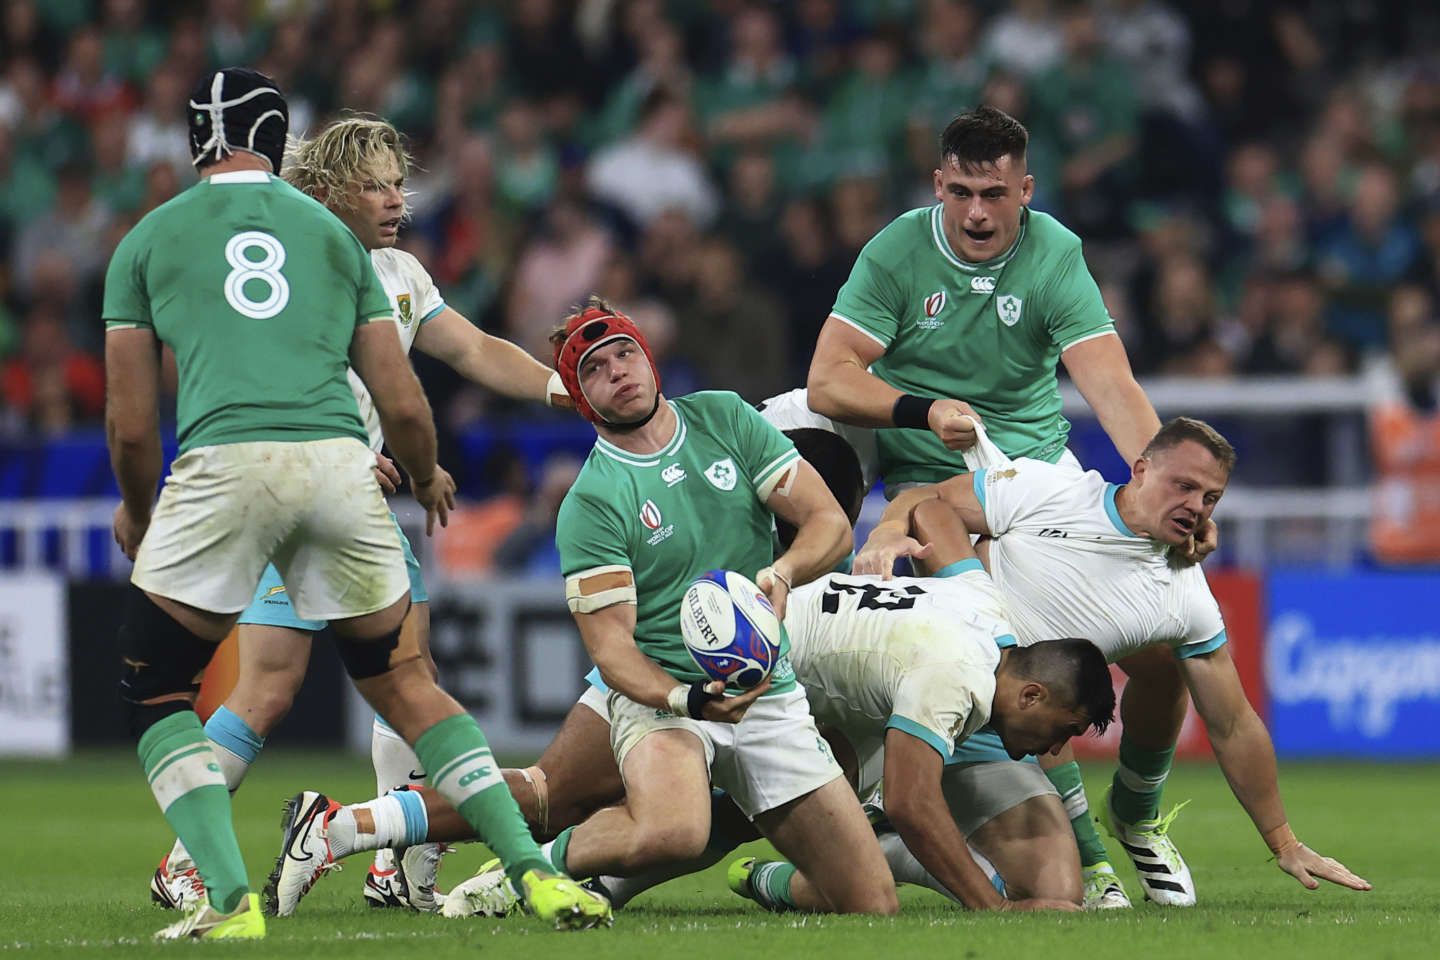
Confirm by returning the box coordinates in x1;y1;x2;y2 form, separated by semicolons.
281;114;414;215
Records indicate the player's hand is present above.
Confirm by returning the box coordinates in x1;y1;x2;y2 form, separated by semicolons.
112;503;150;561
754;565;792;621
998;897;1082;912
373;452;402;494
928;399;982;451
412;467;457;535
1276;841;1372;892
1172;517;1219;567
854;529;933;579
698;677;771;724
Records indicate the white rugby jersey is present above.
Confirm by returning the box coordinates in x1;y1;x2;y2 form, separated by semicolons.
784;569;1015;758
976;459;1227;662
757;388;880;491
347;247;446;452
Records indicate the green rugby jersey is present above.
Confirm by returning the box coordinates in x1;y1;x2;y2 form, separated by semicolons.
102;171;392;453
831;205;1114;484
557;391;801;693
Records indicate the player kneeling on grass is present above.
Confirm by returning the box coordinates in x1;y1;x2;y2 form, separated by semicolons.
856;417;1371;903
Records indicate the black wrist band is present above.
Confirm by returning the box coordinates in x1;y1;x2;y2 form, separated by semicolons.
687;680;720;719
892;394;935;430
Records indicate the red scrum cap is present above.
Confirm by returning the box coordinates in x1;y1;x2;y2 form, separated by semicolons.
553;305;662;425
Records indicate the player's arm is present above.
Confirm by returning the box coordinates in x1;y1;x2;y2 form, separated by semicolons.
349;320;453;533
1178;646;1372;892
1061;333;1159;466
854;476;991;578
105;327;163;558
569;585;766;724
761;458;852;620
807;318;979;449
413;306;570;408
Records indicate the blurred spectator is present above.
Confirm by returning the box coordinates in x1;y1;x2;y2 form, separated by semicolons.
90;111;143;216
1243;270;1351;376
493;454;583;574
125;63;194;181
1316;162;1420;352
418;134;517;324
674;237;788;400
983;0;1063;78
1028;1;1137;236
435;447;531;576
1370;284;1440;562
767;197;853;384
714;147;784;275
12;162;111;307
494;99;559;216
0;304;104;435
587;86;718;230
52;24;134;123
590;17;695;146
910;0;987;139
100;0;166;85
695;3;809;167
813;29;910;184
505;198;613;359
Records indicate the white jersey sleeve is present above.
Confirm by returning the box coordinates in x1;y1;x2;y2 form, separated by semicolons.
974;458;1086;535
888;649;998;758
347;249;445;452
1171;565;1227;658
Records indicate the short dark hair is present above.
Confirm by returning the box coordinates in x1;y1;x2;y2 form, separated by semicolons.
940;106;1028;173
1007;638;1115;736
548;294;619;352
1142;417;1237;474
773;427;865;549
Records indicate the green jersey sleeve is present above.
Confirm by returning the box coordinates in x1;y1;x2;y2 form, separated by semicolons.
102;226;153;331
556;486;633;579
1038;241;1114;351
728;397;801;500
830;239;906;348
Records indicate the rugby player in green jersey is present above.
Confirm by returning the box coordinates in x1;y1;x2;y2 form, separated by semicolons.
806;106;1207;909
536;298;896;915
103;68;607;938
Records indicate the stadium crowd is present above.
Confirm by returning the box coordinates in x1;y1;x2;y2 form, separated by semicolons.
2;0;1439;463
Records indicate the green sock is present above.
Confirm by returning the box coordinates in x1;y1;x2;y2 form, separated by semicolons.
751;861;799;911
1111;737;1176;825
1044;761;1109;868
138;712;249;913
414;714;551;885
545;827;576;876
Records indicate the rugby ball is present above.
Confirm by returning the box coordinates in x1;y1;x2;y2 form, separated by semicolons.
679;570;781;689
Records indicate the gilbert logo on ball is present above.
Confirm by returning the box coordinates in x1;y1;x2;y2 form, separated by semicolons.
679;570;781;689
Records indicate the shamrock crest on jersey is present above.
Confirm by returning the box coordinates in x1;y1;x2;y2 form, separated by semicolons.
705;458;738;491
997;294;1023;326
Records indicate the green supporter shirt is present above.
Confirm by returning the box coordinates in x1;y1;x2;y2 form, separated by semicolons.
102;171;392;454
556;391;801;694
831;204;1114;485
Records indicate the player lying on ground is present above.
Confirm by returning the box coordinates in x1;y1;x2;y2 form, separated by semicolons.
855;417;1371;901
149;114;576;917
106;68;606;938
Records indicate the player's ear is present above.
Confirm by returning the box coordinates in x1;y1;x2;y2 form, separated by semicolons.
1019;681;1046;710
1020;174;1034;205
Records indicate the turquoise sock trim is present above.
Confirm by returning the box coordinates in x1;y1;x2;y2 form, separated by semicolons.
203;706;264;763
934;558;983;578
393;787;429;847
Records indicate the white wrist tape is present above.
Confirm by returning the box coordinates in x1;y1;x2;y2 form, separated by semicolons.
544;370;566;407
665;684;691;718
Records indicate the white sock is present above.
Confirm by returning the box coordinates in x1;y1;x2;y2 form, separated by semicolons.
597;843;731;909
371;715;425;794
333;791;430;860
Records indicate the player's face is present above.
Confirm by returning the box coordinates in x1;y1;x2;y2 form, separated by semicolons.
996;692;1091;760
336;155;406;251
579;338;655;421
1130;441;1230;547
932;155;1034;262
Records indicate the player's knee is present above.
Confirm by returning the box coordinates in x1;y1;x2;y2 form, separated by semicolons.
623;820;709;871
117;586;218;739
831;879;900;916
333;603;412;680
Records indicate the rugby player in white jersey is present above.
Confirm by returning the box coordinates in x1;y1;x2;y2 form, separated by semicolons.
854;417;1372;900
151;115;574;916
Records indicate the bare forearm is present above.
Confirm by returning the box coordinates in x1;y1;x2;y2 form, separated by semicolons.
377;400;439;482
775;511;852;586
1089;377;1160;464
108;430;161;518
448;335;555;404
594;640;691;711
1209;706;1290;839
890;805;1003;910
807;357;907;428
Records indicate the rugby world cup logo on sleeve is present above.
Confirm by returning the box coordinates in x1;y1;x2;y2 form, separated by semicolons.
919;290;946;329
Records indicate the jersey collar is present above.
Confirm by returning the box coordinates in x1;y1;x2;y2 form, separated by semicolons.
206;171;272;184
594;401;686;467
1104;483;1138;537
929;204;1028;273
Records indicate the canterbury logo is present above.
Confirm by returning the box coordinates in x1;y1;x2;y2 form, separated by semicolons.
970;276;996;293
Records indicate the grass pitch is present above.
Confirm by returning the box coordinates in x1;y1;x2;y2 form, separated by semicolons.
2;751;1434;959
